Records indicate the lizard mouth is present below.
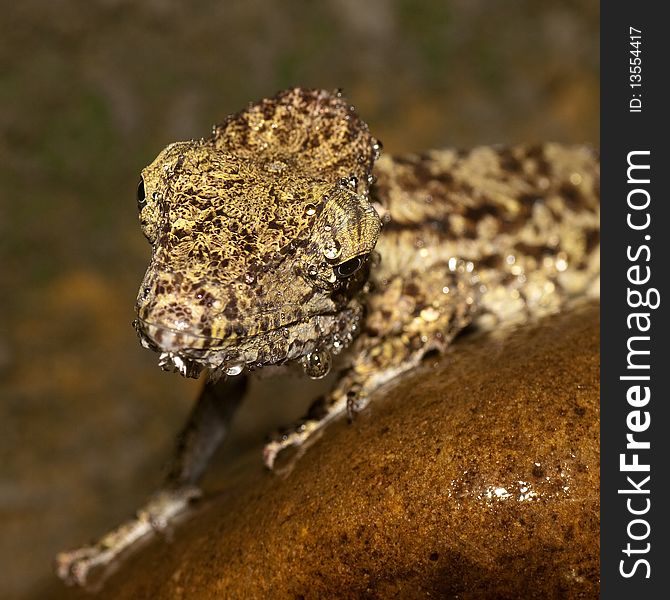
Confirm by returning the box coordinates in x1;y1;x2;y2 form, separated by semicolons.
133;319;211;378
133;317;269;379
133;305;362;380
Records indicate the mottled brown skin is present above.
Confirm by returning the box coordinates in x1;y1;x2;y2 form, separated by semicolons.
135;89;381;379
55;88;600;587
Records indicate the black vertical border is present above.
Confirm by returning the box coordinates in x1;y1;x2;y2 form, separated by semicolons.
601;3;670;597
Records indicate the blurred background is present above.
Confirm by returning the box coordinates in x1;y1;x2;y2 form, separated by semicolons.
1;1;598;597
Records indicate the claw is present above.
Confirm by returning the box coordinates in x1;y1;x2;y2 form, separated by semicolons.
262;439;282;470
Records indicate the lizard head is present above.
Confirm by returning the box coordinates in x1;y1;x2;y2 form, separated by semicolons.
134;88;382;379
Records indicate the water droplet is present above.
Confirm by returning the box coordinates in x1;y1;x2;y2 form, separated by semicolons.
307;264;319;277
338;176;358;190
323;239;342;260
301;350;331;379
323;224;332;232
244;273;256;284
556;252;569;272
420;307;441;322
225;363;244;377
372;139;383;160
304;204;317;216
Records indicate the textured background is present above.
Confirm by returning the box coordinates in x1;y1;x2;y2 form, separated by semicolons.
1;1;598;598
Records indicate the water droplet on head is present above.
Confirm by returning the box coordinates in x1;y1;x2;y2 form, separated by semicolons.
304;204;317;217
323;239;342;261
372;140;383;160
448;257;458;271
301;350;332;379
307;264;319;277
338;176;358;191
555;252;569;272
420;306;441;322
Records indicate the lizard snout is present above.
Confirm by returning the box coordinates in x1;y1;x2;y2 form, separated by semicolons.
134;317;212;353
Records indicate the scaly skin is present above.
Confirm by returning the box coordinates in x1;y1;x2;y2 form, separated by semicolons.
55;88;599;587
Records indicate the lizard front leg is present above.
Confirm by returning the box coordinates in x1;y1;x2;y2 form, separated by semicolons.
264;265;478;470
55;375;247;587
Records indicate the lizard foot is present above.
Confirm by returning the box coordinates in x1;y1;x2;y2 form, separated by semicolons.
263;427;325;473
55;485;201;587
263;389;353;471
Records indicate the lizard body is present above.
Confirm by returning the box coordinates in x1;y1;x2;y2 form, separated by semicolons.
56;88;599;586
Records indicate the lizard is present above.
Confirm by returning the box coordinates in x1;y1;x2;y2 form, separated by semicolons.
55;87;600;586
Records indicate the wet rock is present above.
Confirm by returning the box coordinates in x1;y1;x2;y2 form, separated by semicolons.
74;303;600;599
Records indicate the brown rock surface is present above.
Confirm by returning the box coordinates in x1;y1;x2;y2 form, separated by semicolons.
63;303;599;599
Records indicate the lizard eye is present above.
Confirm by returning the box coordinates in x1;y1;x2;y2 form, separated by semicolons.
137;178;147;211
334;255;365;279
